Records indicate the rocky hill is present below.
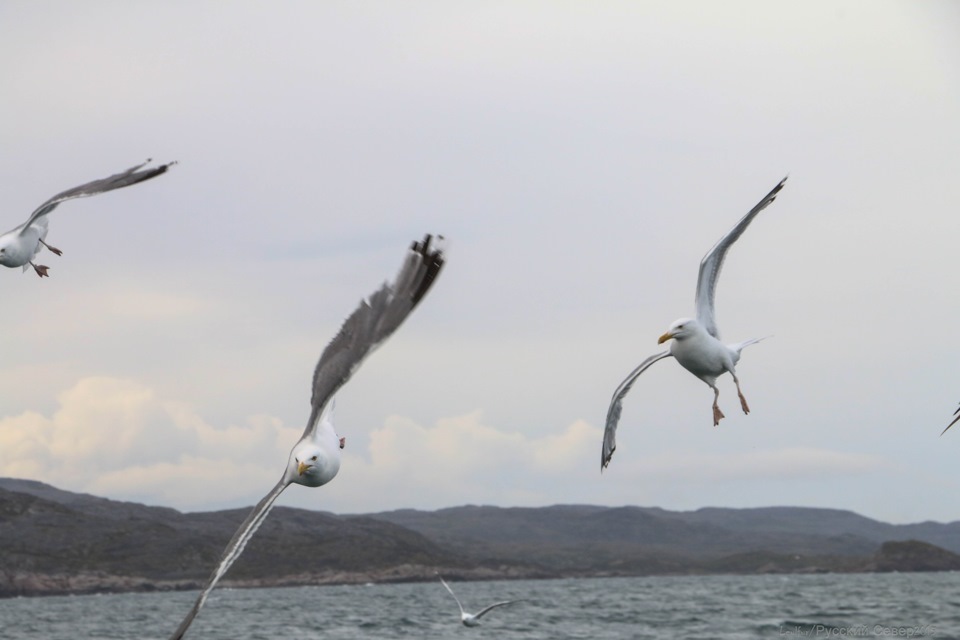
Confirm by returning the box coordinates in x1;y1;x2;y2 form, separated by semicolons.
1;478;958;598
369;504;960;566
0;479;474;597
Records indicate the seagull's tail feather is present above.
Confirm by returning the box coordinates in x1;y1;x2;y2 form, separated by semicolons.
729;335;772;355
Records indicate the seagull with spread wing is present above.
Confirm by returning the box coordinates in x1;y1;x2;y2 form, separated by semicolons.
601;177;787;470
168;234;445;640
436;572;521;627
0;159;175;277
941;404;960;436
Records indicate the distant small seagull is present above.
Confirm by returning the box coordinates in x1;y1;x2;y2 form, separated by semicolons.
941;404;960;436
167;235;445;640
436;572;520;627
601;177;788;470
0;159;174;277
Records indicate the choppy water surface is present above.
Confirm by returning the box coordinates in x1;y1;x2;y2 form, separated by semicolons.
2;573;959;639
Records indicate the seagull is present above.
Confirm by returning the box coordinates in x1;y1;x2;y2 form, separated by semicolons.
0;159;175;277
168;234;445;640
436;572;520;627
601;177;788;470
941;404;960;435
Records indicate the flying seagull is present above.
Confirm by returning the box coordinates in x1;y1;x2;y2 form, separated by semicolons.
941;404;960;436
168;235;445;640
601;177;788;470
436;572;520;627
0;159;175;277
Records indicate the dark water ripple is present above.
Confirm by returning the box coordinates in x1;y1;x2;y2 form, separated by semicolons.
1;573;959;639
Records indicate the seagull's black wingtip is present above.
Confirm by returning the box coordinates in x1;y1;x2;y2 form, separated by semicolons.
600;448;614;473
410;233;446;305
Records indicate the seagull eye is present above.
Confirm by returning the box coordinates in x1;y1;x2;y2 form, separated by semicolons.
311;455;318;461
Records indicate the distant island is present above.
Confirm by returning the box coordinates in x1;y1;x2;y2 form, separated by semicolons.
0;477;958;598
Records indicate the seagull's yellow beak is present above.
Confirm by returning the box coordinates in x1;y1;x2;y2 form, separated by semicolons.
297;461;310;476
657;331;674;345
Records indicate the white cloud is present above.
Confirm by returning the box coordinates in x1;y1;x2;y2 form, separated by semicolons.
0;376;917;521
348;412;596;491
0;379;612;512
87;458;280;511
0;377;298;510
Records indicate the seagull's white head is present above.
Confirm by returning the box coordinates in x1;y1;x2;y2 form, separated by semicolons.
658;317;702;344
285;398;342;488
288;440;341;488
0;236;18;267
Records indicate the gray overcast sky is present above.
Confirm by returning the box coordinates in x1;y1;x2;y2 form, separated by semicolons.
1;1;958;524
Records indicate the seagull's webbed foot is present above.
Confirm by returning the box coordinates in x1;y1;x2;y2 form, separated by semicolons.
339;437;346;450
738;391;750;415
31;262;50;278
712;403;725;426
40;239;62;256
711;386;724;426
733;375;750;415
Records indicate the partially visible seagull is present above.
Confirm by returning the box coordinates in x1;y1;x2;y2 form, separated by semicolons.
601;177;788;470
941;404;960;436
436;572;521;627
0;159;175;277
168;235;445;640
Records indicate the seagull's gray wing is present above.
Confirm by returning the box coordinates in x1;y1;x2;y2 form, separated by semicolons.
473;600;521;619
437;574;466;615
168;478;288;640
15;159;175;234
602;350;672;470
300;234;445;440
941;404;960;436
695;176;787;339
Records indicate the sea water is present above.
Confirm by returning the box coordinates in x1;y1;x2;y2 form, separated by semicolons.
0;573;958;639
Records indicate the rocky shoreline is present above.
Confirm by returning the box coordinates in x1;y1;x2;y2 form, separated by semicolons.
2;479;959;599
3;541;957;599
